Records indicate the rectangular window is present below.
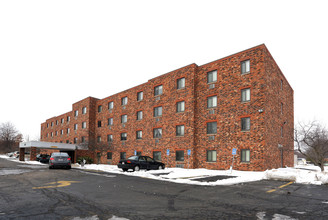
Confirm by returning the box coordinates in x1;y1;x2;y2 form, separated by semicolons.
136;130;142;140
107;134;113;142
67;116;71;122
153;128;162;139
82;107;87;114
74;124;78;130
241;88;251;102
120;152;126;160
61;118;64;124
207;70;217;83
207;122;217;134
97;136;101;143
121;97;128;106
241;117;251;131
207;150;217;162
176;101;185;112
137;91;143;101
177;78;185;89
154;85;163;96
98;121;102;128
154;106;162;117
67;128;70;134
81;136;85;143
241;149;250;162
108;118;113;126
153;151;161;161
176;125;185;136
56;120;58;125
137;111;143;120
121;115;127;123
207;96;217;108
121;133;127;141
281;103;283;115
241;60;250;74
98;105;102;113
82;121;87;129
51;122;54;127
74;110;78;117
107;152;112;160
176;150;184;161
108;101;114;110
74;137;77;144
61;130;64;135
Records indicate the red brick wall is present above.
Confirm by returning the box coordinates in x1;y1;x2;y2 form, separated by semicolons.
40;44;294;171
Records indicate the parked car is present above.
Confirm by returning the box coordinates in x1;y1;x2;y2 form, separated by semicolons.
118;155;165;172
39;154;50;163
49;152;71;169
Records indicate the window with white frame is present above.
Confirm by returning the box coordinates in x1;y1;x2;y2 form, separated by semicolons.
154;85;163;96
108;101;114;110
121;132;127;141
137;91;143;101
74;137;77;144
121;97;128;106
176;101;185;112
136;130;142;140
137;111;143;120
153;128;162;139
121;115;127;123
97;136;101;143
107;134;113;142
61;118;64;124
74;110;78;117
82;107;87;114
207;150;217;162
176;125;185;136
98;105;102;113
241;149;250;162
61;130;64;135
74;124;78;130
82;121;87;129
154;106;162;117
207;121;217;134
241;60;250;74
67;116;70;122
176;150;184;161
177;78;185;89
241;117;250;131
207;96;217;108
108;118;113;126
81;136;85;143
67;128;70;134
241;88;251;102
207;70;217;83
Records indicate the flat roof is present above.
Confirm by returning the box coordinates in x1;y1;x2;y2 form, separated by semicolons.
19;141;84;150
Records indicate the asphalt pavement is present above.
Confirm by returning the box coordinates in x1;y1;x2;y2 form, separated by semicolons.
0;158;327;220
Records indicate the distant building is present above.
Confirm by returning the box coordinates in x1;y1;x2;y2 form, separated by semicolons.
40;44;294;171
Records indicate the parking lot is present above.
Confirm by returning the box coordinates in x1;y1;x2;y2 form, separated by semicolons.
0;157;328;220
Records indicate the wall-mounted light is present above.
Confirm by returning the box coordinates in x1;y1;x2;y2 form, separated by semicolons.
258;109;264;113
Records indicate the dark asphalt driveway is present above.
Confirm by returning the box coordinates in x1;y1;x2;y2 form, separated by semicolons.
0;158;327;220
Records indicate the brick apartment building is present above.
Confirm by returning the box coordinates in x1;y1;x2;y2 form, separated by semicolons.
40;44;294;171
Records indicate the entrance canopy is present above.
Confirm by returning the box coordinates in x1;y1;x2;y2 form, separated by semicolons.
19;141;81;150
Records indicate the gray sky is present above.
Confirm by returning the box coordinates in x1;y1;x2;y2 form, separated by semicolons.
1;0;327;140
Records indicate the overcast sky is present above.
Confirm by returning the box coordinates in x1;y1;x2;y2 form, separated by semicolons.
1;0;327;140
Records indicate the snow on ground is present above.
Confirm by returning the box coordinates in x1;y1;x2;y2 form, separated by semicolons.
1;154;327;185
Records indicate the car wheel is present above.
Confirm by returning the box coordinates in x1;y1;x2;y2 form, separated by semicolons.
158;165;164;170
134;165;140;172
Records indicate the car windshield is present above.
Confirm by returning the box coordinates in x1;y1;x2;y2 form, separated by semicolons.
127;156;138;160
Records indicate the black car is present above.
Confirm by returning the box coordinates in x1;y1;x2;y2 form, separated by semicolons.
38;154;50;163
49;152;71;169
118;155;165;172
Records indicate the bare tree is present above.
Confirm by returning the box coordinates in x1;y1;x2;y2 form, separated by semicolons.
0;122;22;153
294;121;328;171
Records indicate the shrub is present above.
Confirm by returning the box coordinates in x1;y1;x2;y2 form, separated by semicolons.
77;156;93;164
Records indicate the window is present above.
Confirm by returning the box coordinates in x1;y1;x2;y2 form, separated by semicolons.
51;122;53;127
207;122;217;134
121;97;128;106
137;111;143;120
51;132;53;137
82;121;87;129
241;149;250;162
177;78;185;89
47;123;49;128
108;101;114;110
281;126;284;137
107;134;113;142
120;152;126;160
98;105;102;113
137;91;143;101
153;151;161;161
153;128;162;139
107;152;112;160
97;136;101;143
241;60;250;74
121;132;127;141
97;121;102;128
56;120;58;125
241;117;250;131
74;124;78;130
176;125;185;136
108;118;113;126
136;130;142;140
67;128;70;134
67;116;70;122
74;110;78;117
207;96;217;108
55;131;58;136
207;70;217;83
60;130;64;135
61;118;64;124
81;136;85;143
281;103;283;115
281;80;283;90
74;137;77;144
207;150;217;162
176;101;185;112
154;106;162;117
121;115;127;123
82;107;87;114
176;150;184;161
241;88;251;102
154;85;163;96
